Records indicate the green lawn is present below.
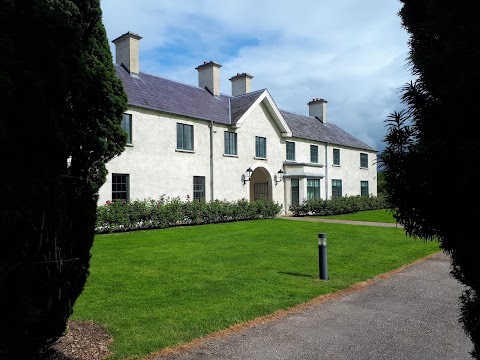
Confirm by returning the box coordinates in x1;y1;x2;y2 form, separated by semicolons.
313;209;398;223
72;218;440;359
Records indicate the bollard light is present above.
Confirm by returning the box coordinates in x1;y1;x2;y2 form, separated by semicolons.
318;233;328;280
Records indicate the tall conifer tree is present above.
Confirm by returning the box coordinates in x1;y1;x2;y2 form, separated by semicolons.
0;0;127;357
380;1;480;357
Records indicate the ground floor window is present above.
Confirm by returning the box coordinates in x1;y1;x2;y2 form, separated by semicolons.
307;178;320;200
361;181;369;197
193;176;205;202
291;179;299;205
112;173;129;201
332;179;342;198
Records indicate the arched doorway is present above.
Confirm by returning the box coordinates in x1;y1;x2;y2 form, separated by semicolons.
249;167;272;201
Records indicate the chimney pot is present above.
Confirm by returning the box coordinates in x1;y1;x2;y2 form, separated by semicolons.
195;61;222;96
112;31;142;74
308;97;328;123
229;72;254;96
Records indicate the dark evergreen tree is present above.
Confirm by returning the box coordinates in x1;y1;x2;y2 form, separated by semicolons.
380;1;480;357
0;0;127;358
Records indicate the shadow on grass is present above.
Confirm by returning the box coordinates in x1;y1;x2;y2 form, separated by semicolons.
278;271;316;279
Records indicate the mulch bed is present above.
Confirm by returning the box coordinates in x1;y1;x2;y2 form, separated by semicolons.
43;321;112;360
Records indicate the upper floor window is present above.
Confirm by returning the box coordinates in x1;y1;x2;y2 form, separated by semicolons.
255;136;267;158
112;173;129;202
177;123;193;151
307;179;320;200
333;148;340;166
310;145;318;163
360;153;368;168
121;113;132;144
224;131;237;155
286;141;295;161
361;181;369;197
332;179;342;198
193;176;205;202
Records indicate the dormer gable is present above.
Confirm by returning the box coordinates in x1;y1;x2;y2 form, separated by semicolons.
232;90;292;138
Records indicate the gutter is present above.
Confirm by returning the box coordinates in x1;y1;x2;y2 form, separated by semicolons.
209;121;214;201
325;142;329;199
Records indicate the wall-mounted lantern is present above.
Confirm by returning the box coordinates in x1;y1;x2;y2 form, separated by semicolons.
275;169;284;185
243;167;253;184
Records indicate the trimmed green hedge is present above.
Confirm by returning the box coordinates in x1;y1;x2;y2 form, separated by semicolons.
288;195;388;217
96;197;282;233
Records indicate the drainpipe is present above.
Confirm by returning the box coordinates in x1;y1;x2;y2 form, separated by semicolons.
325;142;329;199
209;121;214;201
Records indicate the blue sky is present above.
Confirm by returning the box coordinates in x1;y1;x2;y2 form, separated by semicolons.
100;0;412;152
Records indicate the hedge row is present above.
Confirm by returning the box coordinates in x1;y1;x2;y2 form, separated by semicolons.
96;197;282;233
288;195;388;217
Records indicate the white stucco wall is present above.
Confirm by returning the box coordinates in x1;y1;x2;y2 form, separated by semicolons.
326;145;377;198
211;102;287;207
98;102;377;214
98;107;211;204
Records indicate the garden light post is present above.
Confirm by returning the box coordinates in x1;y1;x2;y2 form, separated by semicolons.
318;233;328;280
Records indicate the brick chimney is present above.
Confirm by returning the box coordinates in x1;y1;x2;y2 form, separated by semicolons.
195;61;222;96
112;32;142;74
229;72;253;96
308;98;328;123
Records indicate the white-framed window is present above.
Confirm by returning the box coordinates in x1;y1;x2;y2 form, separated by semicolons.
291;178;299;205
360;153;368;168
112;173;129;202
310;145;318;163
177;123;194;150
332;179;342;198
361;181;369;197
121;113;132;144
307;178;320;200
255;136;266;158
333;148;340;166
224;131;237;155
193;176;205;202
286;141;295;161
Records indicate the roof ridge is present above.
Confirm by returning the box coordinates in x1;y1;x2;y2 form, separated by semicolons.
230;88;266;99
115;64;231;97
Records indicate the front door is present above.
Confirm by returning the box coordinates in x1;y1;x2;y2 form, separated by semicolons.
254;182;268;200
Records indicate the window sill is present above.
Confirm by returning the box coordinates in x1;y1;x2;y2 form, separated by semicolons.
360;167;369;170
125;143;133;147
223;154;238;158
332;164;341;167
254;156;267;160
176;149;195;154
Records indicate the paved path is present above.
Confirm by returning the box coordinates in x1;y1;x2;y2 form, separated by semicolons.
279;216;403;228
150;250;472;360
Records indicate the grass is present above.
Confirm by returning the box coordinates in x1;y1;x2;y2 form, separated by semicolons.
72;218;440;359
313;209;398;223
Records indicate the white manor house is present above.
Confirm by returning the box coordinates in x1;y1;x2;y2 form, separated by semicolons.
97;32;378;215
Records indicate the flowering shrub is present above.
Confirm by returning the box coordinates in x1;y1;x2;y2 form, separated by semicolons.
288;195;388;217
96;196;282;233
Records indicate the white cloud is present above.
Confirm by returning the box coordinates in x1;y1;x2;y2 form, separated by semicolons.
101;0;412;151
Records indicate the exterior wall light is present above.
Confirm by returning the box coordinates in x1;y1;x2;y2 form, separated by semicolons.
275;169;284;185
243;167;253;184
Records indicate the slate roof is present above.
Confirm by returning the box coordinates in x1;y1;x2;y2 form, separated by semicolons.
115;65;376;152
280;110;375;151
229;90;264;124
115;65;231;124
